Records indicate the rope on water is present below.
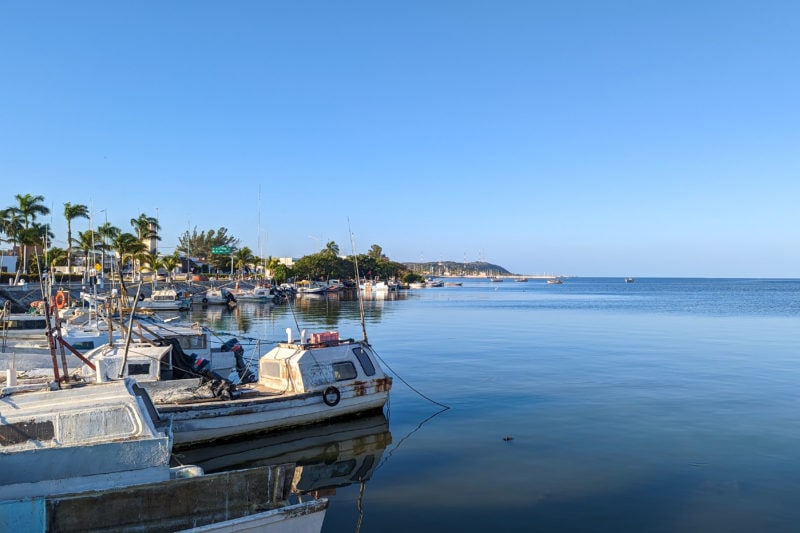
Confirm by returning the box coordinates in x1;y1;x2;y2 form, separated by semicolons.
371;346;450;411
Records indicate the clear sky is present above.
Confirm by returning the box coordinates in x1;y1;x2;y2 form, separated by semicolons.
2;1;798;277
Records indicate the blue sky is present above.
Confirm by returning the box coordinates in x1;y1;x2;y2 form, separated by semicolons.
2;1;798;277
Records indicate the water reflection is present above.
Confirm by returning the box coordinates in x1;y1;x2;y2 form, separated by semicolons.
175;413;392;492
182;291;410;342
3;415;392;532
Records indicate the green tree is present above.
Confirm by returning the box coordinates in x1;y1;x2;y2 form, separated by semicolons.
177;226;239;270
0;208;23;265
74;230;100;280
97;222;121;275
233;247;254;277
112;232;146;277
273;263;289;285
161;252;181;282
46;246;67;272
324;241;340;257
63;202;89;275
130;213;161;278
367;244;385;260
9;193;50;279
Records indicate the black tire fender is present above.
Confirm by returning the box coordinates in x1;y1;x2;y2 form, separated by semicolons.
323;386;341;407
202;297;208;304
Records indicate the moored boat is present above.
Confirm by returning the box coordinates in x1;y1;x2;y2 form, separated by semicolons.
0;378;172;500
74;330;392;447
138;288;192;311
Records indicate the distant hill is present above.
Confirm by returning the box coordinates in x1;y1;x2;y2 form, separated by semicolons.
402;261;511;276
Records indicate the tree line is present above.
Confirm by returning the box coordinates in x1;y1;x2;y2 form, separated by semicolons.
0;193;423;285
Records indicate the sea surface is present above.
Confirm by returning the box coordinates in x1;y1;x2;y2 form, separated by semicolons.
179;277;800;532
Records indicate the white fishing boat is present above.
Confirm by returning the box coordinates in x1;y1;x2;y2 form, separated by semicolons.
324;279;345;292
2;311;253;385
0;378;172;500
192;286;236;307
296;281;327;295
138;288;192;311
360;280;388;291
546;278;563;285
229;286;272;302
75;330;392;447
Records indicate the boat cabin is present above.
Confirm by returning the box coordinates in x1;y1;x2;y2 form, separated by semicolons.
258;331;389;397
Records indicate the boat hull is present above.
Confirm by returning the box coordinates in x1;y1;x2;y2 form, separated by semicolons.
156;384;390;447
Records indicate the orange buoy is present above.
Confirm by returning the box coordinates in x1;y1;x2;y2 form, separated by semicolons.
54;291;67;309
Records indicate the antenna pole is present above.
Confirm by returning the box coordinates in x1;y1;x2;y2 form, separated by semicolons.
348;219;368;343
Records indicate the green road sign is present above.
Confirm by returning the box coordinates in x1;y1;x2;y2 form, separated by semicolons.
211;246;232;254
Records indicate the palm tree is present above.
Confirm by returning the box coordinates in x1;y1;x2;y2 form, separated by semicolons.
18;222;54;278
233;247;254;277
0;208;23;276
46;246;67;274
112;232;147;278
130;213;160;279
161;252;181;283
63;202;89;275
10;193;50;279
324;241;340;257
75;230;100;281
97;222;121;276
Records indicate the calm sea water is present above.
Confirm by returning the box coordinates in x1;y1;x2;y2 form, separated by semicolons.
186;278;800;532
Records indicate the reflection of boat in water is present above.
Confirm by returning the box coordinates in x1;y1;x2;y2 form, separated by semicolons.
14;413;392;531
172;414;391;532
175;413;392;489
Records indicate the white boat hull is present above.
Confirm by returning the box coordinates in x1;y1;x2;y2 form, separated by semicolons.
159;384;389;447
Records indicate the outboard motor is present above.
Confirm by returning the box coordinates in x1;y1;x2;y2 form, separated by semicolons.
221;337;256;383
193;356;241;400
159;338;240;399
221;289;237;308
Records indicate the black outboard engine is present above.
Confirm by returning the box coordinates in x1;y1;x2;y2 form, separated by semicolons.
158;338;241;399
221;337;256;383
193;356;241;400
221;288;237;306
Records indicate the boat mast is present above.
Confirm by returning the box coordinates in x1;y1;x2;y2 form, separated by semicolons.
348;219;368;343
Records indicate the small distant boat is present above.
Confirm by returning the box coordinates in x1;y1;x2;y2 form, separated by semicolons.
515;278;528;282
408;281;425;289
488;276;503;282
138;287;192;311
546;278;563;285
297;281;328;295
625;277;635;283
193;287;237;307
444;281;462;287
228;284;272;302
325;279;345;292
